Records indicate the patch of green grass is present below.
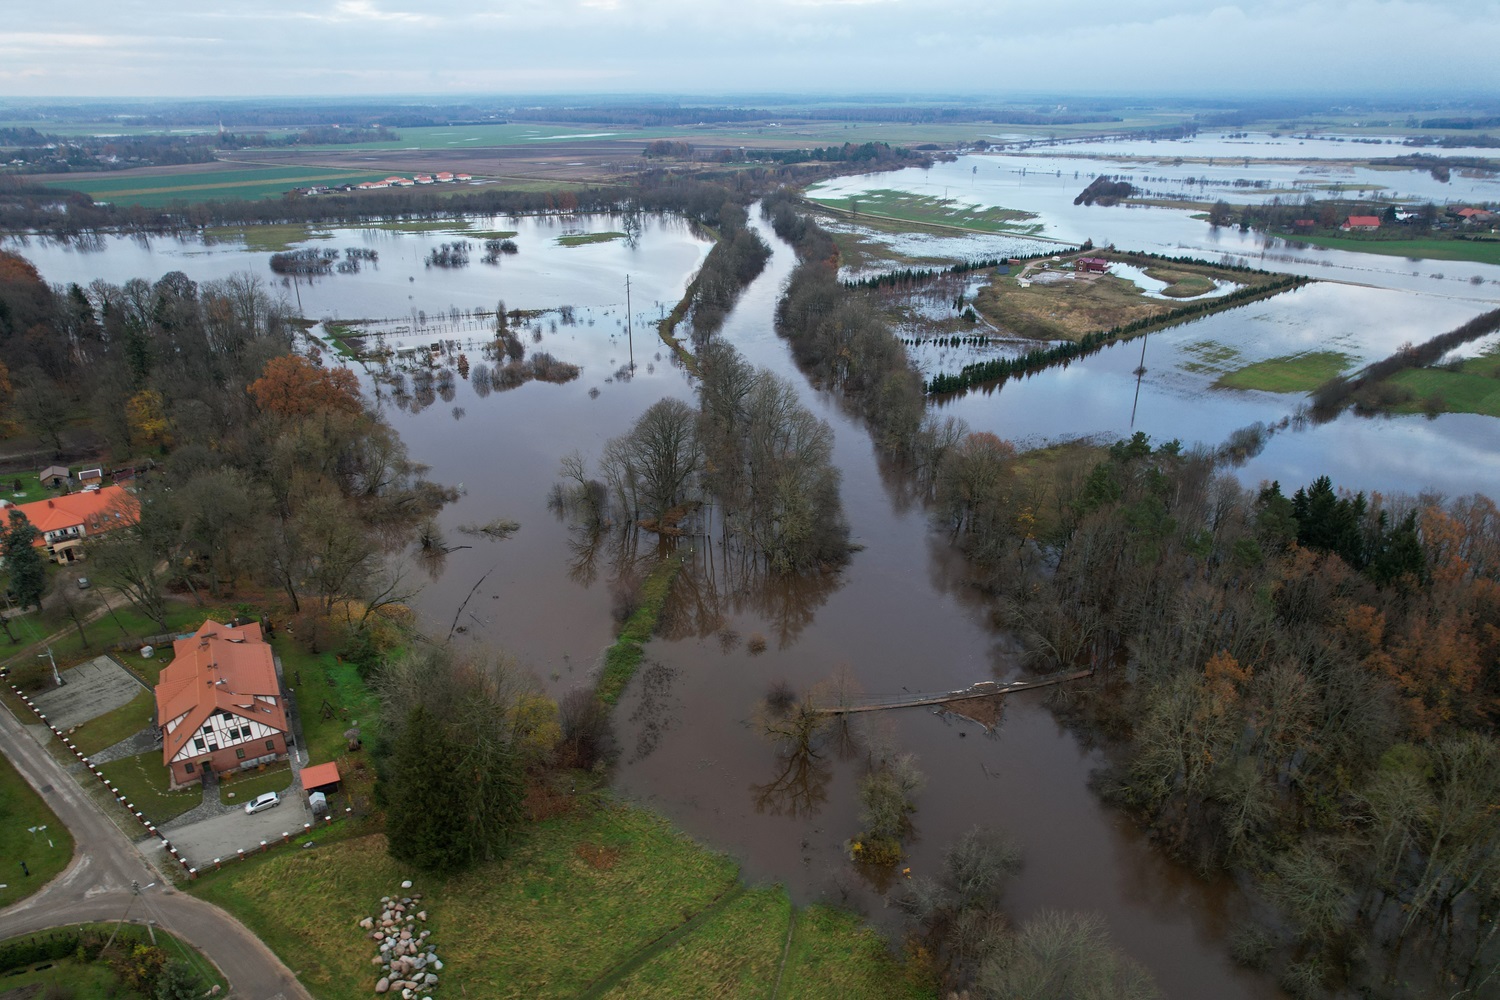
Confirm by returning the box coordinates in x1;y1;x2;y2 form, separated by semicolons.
1143;267;1217;298
219;764;295;806
558;231;626;247
1386;350;1500;417
1281;233;1500;266
0;470;49;504
597;886;787;999
67;687;153;757
192;803;741;1000
0;751;75;908
362;219;472;234
597;555;683;705
1217;351;1354;394
96;749;202;825
202;222;333;253
274;636;378;766
468;229;520;240
809;189;1039;236
779;904;930;999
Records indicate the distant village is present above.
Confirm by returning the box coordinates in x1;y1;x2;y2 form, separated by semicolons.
298;170;474;197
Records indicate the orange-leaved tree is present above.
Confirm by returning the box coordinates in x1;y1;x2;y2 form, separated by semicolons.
248;354;361;419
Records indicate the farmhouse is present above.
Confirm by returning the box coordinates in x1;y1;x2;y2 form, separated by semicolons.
10;485;138;563
1076;256;1112;273
155;619;289;788
1341;215;1382;232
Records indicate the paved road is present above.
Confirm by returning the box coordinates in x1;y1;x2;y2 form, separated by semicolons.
0;702;312;1000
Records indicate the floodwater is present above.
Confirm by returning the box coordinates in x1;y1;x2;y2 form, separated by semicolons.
11;158;1500;995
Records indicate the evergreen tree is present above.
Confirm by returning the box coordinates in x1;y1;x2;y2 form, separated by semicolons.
384;704;479;872
3;509;45;610
154;959;205;1000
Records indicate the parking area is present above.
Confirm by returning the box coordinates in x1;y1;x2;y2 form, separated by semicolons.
31;655;147;731
158;788;315;867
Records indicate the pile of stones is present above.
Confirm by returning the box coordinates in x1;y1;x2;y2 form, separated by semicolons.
360;879;441;997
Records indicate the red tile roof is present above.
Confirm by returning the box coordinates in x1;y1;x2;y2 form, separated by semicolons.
11;485;137;537
1345;215;1382;228
156;620;287;766
302;761;341;790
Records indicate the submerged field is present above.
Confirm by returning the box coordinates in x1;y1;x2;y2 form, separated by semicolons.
1278;232;1500;266
808;189;1041;236
1216;350;1355;393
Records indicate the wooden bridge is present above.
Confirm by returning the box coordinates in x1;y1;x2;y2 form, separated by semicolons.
811;669;1093;716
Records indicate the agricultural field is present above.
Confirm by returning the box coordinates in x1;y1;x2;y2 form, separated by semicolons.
41;165;393;207
192;805;926;1000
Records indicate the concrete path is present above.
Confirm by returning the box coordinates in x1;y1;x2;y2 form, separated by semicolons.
0;703;311;1000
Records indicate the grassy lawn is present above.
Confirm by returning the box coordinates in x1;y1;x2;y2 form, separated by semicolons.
1280;233;1500;266
1142;266;1216;298
0;470;50;504
219;764;295;806
0;753;74;908
191;801;926;1000
558;232;626;247
1217;351;1354;394
1386;349;1500;417
596;886;788;999
779;905;930;1000
68;687;153;757
273;635;378;766
41;166;392;207
809;189;1040;236
975;271;1167;342
597;555;682;705
3;599;236;677
96;750;202;825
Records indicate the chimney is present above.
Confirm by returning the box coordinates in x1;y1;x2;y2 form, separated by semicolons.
47;500;54;508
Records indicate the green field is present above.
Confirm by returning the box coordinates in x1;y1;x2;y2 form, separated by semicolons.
192;802;925;1000
1280;233;1500;266
97;749;202;825
1218;351;1355;394
219;764;295;806
809;188;1040;236
558;232;625;247
0;752;75;907
1386;348;1500;417
41;166;392;207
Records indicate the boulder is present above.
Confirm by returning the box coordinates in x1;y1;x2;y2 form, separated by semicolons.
401;880;413;889
423;973;438;986
417;911;427;921
374;977;389;994
359;917;374;930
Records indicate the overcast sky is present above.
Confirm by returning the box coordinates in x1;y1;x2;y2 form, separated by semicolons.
3;1;1499;100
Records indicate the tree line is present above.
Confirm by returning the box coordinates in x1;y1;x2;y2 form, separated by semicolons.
920;424;1500;996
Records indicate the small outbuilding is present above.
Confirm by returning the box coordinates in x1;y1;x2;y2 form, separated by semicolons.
39;466;70;489
1341;215;1382;232
301;760;342;794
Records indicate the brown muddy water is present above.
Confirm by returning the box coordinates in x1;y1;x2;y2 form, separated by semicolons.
388;216;1277;999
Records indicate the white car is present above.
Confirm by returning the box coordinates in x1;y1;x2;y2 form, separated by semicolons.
244;791;281;815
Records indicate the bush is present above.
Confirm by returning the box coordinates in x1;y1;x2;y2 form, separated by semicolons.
1228;924;1275;970
557;688;617;771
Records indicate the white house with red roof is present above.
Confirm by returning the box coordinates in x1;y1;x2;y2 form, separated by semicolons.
9;485;138;563
155;619;289;787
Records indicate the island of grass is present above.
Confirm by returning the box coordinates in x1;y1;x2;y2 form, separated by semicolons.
192;804;928;1000
1217;351;1354;394
1373;346;1500;417
558;231;627;247
808;189;1041;236
973;251;1280;343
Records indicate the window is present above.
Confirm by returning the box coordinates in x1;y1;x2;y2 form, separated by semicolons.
194;738;206;752
235;748;246;759
240;727;252;740
265;739;276;751
185;762;195;774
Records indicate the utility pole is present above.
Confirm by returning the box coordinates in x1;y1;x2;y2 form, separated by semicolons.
625;275;634;371
39;647;60;687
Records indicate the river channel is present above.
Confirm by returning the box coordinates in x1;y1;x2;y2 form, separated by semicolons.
9;143;1500;996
